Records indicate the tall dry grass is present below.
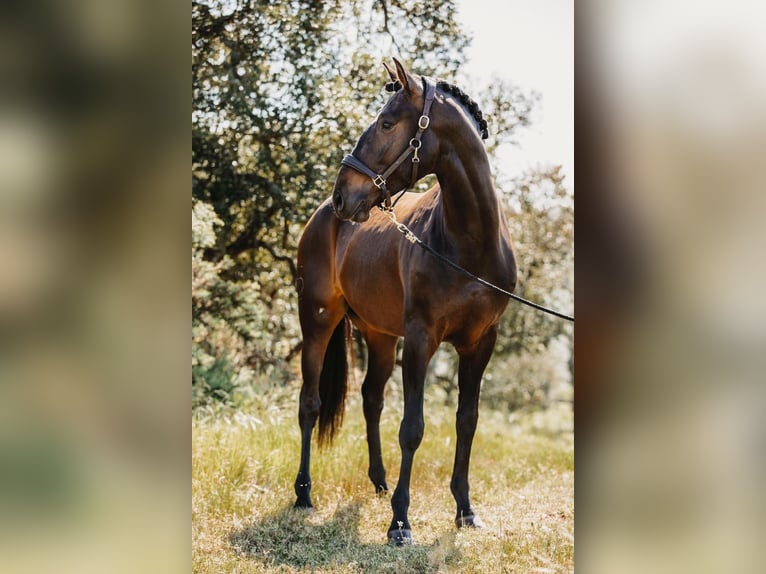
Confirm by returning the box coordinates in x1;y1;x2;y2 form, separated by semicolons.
192;382;573;573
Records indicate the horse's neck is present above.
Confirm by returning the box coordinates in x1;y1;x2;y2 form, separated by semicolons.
437;152;502;256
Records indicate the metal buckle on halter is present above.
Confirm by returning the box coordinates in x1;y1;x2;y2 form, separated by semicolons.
418;115;430;130
372;175;386;188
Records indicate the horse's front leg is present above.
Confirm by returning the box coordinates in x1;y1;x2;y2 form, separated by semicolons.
451;326;498;528
388;322;437;545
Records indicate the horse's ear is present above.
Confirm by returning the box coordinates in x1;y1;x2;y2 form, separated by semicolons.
392;57;416;96
382;61;397;83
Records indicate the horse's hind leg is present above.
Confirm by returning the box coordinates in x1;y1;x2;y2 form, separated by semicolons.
293;202;347;509
451;327;498;528
361;330;398;494
294;297;345;509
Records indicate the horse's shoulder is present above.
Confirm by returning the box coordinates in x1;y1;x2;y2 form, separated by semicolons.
302;197;337;232
299;198;340;257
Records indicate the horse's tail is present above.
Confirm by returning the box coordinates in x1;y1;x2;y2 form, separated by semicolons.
317;316;350;448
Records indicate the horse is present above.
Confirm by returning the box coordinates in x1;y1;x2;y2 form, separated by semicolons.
293;58;517;545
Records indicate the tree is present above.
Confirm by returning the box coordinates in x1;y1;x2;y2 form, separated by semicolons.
191;0;556;405
489;166;574;410
498;166;574;357
192;0;471;269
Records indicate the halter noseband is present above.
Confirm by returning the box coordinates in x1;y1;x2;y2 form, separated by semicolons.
340;77;437;208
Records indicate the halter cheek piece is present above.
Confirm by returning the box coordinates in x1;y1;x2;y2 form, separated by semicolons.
340;77;437;208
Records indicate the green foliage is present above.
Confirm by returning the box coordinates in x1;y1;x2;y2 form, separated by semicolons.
481;336;573;413
481;78;541;155
192;358;235;407
191;0;477;398
476;166;574;411
497;166;574;353
192;0;470;273
192;198;298;406
191;0;572;410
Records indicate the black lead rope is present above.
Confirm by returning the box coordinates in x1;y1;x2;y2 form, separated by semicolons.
378;206;575;322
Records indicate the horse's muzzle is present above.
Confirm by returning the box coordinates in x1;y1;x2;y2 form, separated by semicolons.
332;188;370;222
350;202;371;222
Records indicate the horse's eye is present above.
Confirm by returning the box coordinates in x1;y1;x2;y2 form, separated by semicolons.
380;120;394;132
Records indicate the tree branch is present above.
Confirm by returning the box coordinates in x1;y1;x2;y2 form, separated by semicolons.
378;0;403;53
285;340;303;363
255;239;298;283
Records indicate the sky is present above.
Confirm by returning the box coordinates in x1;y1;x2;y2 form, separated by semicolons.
455;0;574;188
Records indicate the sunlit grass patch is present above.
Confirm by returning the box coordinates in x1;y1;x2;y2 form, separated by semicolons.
192;386;573;573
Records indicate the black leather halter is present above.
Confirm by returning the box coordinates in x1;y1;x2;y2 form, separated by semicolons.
340;77;437;208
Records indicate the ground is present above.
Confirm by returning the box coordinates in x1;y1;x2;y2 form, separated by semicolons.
192;383;573;573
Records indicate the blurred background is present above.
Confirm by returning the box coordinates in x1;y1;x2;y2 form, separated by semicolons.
577;0;766;572
0;0;188;572
2;0;764;572
3;1;574;571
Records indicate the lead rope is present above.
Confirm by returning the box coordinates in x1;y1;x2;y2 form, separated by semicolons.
378;205;575;322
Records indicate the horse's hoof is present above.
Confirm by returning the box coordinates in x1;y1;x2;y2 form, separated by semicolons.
294;498;314;511
387;528;413;546
455;513;484;528
374;483;389;495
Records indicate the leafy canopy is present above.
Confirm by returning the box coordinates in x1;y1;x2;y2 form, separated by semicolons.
191;0;572;410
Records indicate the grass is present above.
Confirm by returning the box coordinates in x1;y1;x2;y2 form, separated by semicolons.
192;382;573;573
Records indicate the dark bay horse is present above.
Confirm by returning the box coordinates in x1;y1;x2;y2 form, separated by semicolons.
293;58;517;545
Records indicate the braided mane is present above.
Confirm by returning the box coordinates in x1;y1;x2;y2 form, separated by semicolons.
385;78;489;140
435;80;489;140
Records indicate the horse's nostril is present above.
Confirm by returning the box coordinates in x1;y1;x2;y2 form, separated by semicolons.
333;191;344;212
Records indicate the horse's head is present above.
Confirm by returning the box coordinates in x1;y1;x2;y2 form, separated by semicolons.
332;58;439;222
